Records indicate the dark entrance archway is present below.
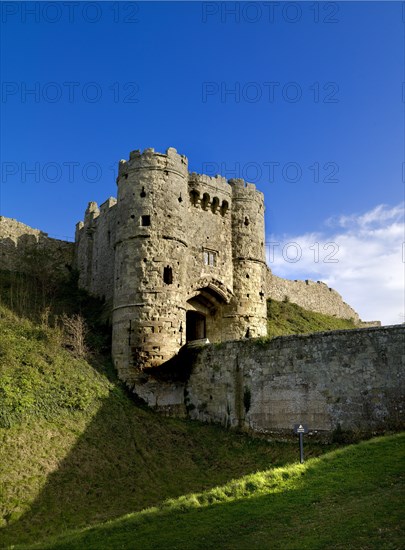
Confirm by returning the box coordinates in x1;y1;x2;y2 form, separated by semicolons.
186;311;206;342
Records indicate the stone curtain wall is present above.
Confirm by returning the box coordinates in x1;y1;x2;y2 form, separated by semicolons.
74;198;117;305
186;326;404;434
0;216;74;275
266;270;363;322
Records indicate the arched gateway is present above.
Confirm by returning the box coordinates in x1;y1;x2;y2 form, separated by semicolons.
186;283;231;343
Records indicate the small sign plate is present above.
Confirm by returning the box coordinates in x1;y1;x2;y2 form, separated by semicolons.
294;424;308;434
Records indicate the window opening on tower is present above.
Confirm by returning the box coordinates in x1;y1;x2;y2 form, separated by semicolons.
163;266;173;284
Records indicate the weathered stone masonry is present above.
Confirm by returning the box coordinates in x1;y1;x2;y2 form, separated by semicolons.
266;273;362;324
75;147;269;383
0;216;74;275
186;325;404;433
74;147;370;385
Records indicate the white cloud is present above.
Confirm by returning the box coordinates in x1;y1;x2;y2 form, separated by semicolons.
266;203;405;325
327;203;404;231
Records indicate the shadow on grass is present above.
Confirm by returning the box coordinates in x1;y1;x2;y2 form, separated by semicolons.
37;433;405;550
0;377;308;548
0;270;290;548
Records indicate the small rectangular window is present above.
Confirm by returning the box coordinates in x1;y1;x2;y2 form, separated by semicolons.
141;215;151;226
203;250;217;267
163;266;173;284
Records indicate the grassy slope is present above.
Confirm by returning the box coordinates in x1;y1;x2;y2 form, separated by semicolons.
0;302;330;548
30;434;405;550
0;271;400;548
267;298;357;338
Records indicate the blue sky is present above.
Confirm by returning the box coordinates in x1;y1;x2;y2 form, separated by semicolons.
0;1;404;324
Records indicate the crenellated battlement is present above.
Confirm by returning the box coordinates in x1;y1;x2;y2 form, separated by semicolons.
188;172;229;190
77;198;117;233
229;178;264;206
115;148;264;221
84;201;100;222
117;147;188;183
100;197;117;214
187;173;230;215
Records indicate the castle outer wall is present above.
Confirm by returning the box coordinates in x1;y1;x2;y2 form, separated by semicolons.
186;325;404;434
0;216;74;276
266;272;361;323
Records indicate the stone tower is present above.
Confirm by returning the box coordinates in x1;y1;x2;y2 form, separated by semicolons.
224;179;268;340
112;147;189;382
75;147;268;385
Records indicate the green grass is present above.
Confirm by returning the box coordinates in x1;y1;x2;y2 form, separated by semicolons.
0;305;111;429
0;271;402;549
267;298;357;338
24;434;405;550
0;298;330;548
0;270;111;349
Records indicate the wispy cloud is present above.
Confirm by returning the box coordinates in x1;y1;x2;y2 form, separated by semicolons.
266;203;405;325
326;203;404;230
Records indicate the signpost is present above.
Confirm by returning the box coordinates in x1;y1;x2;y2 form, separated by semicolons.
294;424;308;464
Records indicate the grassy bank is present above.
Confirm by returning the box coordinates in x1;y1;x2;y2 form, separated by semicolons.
0;271;401;549
27;433;405;550
0;300;330;548
267;297;357;337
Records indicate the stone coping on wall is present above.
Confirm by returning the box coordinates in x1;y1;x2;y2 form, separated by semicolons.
203;324;404;349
